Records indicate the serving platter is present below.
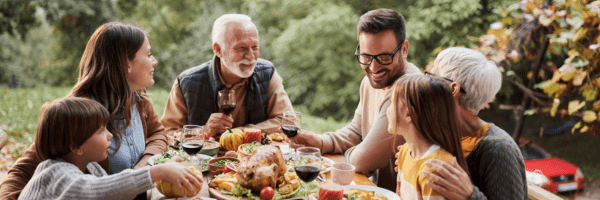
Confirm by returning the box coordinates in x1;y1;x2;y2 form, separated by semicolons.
343;185;401;200
149;151;213;172
283;154;334;174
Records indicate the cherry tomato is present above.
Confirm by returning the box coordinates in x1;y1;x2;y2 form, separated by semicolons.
260;186;275;199
223;166;233;174
204;133;210;140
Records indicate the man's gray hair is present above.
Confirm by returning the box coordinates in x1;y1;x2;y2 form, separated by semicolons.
211;14;257;48
433;47;502;113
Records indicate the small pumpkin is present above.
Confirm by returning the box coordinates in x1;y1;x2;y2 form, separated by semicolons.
243;128;262;143
219;128;244;151
156;166;203;198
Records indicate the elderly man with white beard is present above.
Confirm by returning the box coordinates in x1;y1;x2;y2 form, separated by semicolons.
161;14;294;137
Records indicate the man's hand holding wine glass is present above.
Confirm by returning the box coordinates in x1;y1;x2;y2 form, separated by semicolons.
204;113;233;136
205;90;237;137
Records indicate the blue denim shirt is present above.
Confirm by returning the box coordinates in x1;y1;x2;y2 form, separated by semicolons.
108;96;146;174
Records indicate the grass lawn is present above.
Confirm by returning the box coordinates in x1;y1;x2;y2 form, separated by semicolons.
0;86;346;160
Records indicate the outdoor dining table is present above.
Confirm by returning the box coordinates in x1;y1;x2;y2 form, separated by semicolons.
149;142;376;200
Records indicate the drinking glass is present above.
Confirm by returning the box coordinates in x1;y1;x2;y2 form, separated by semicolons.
181;125;204;170
218;90;236;115
294;147;322;198
282;111;301;138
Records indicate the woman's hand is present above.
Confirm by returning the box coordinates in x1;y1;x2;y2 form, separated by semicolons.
423;157;473;200
150;163;203;197
286;129;322;149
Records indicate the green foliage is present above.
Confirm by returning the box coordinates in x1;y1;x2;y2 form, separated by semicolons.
0;24;53;87
38;0;117;86
0;0;39;38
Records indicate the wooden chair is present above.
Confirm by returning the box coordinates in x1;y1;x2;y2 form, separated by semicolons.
527;181;563;200
0;129;7;151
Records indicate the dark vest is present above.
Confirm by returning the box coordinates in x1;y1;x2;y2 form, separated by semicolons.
177;56;274;126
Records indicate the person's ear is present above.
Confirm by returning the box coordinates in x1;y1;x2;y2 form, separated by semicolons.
126;60;132;74
401;40;409;60
213;42;222;58
71;146;84;156
450;82;462;97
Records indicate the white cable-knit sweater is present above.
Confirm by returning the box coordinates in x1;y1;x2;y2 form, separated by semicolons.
18;158;153;200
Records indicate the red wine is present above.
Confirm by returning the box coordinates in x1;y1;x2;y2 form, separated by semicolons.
221;104;236;115
295;165;320;182
282;125;299;137
182;143;203;155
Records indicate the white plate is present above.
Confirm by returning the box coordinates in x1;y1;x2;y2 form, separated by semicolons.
283;154;334;174
344;185;401;200
148;152;213;172
165;198;216;200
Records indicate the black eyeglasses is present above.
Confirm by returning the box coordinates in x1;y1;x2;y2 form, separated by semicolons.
354;44;402;65
424;71;467;94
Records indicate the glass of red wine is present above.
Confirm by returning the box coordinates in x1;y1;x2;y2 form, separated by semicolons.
294;147;322;198
282;111;301;137
181;125;204;170
218;90;236;115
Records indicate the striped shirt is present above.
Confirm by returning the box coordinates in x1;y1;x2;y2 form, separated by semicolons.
396;144;451;200
18;159;153;200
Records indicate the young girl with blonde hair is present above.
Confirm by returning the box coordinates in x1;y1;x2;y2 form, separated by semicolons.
387;74;470;199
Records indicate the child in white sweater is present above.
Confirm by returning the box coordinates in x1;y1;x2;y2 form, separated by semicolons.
19;97;203;200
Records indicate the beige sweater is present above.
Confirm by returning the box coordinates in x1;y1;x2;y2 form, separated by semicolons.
320;63;421;191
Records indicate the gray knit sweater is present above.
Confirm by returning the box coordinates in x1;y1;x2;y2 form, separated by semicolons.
18;159;153;200
467;124;528;200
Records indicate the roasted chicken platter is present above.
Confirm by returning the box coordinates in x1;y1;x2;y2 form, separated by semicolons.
209;145;303;197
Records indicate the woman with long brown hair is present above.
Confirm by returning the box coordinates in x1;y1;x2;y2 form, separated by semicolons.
387;74;469;199
0;22;169;200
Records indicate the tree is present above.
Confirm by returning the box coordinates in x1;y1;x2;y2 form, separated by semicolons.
37;0;117;86
269;2;362;120
0;0;39;38
469;0;600;137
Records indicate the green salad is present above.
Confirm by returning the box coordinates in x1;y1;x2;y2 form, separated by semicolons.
153;149;210;170
240;141;261;154
212;159;239;167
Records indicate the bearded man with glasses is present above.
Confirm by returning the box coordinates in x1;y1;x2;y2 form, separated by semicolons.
288;9;421;191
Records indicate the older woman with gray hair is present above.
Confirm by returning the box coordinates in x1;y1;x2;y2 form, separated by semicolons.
422;47;527;200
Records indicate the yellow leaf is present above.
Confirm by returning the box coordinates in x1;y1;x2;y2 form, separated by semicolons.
574;28;589;42
552;70;562;82
550;98;560;117
543;82;563;95
583;49;595;59
568;100;586;115
573;71;587;86
583;111;598;123
580;125;589;133
527;71;534;79
559;64;576;81
572;121;582;134
583;84;598;101
526;2;537;12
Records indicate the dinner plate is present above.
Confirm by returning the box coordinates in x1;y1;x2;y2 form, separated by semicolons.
164;197;216;200
148;152;213;172
343;185;400;200
283;154;334;174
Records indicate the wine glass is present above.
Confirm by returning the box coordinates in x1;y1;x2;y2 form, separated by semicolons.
282;111;301;138
181;125;204;170
218;90;236;115
295;147;322;198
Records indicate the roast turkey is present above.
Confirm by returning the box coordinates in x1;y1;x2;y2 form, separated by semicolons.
236;145;286;191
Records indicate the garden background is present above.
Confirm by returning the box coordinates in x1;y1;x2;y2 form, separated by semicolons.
1;0;599;198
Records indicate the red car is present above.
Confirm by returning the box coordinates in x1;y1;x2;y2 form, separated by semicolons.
519;138;585;197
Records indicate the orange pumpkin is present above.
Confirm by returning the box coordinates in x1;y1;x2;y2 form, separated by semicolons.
156;166;203;198
219;128;244;151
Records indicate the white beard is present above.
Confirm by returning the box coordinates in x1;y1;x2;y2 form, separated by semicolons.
223;58;257;78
